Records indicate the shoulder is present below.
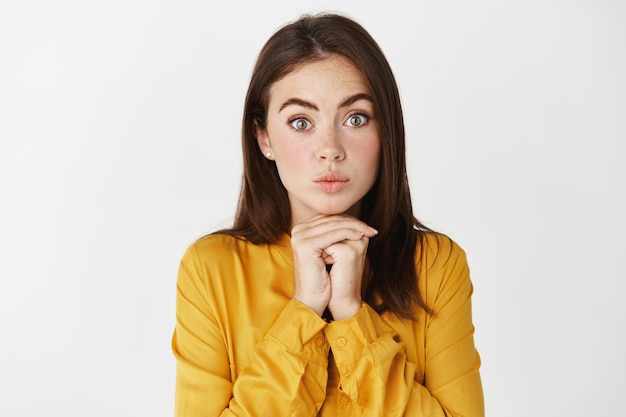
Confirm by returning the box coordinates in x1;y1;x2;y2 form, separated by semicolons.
180;233;254;268
191;233;249;254
176;234;260;297
416;231;472;306
180;232;292;273
417;231;467;270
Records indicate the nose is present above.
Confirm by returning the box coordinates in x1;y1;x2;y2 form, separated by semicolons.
318;127;345;161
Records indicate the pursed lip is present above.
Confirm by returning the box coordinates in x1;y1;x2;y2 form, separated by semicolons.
314;172;349;183
313;172;349;193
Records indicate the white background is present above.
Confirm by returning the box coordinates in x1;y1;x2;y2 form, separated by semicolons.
1;0;624;416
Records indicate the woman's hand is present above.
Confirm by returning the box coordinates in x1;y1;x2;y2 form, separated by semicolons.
290;214;378;320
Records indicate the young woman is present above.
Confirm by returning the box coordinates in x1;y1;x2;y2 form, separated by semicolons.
172;13;484;416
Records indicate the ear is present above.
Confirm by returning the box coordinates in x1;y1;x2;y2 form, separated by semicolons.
254;120;274;160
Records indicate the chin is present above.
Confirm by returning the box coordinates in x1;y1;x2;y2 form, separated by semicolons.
317;200;362;218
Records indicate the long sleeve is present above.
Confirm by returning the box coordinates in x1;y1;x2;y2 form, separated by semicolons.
321;236;484;416
227;300;330;415
172;233;484;417
172;237;331;417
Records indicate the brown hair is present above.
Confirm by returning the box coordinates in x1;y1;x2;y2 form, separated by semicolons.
220;13;432;318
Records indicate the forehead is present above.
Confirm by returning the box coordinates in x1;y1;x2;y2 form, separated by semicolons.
267;55;371;104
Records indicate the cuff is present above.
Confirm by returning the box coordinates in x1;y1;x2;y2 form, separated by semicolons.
265;299;330;361
324;303;397;366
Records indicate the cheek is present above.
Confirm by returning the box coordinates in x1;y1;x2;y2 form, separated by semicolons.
273;144;309;183
274;139;312;166
362;142;382;187
369;141;382;163
355;137;381;170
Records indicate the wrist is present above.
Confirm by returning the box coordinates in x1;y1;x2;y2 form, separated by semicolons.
328;299;362;321
292;294;327;317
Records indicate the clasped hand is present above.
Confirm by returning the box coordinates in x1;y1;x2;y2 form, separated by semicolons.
290;214;378;321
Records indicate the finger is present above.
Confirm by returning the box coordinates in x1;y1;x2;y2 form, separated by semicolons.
324;236;369;260
293;216;378;238
297;214;377;233
292;227;367;257
321;250;334;265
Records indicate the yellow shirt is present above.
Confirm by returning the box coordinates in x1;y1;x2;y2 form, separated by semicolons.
172;232;484;416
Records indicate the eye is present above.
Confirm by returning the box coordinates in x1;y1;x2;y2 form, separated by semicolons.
346;114;368;127
289;118;311;131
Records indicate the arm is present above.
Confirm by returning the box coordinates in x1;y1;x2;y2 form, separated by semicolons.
323;240;484;416
172;243;330;417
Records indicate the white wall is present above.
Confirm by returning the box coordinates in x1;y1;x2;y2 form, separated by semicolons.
1;1;624;416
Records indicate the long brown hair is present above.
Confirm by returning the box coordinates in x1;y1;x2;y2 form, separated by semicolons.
220;13;432;318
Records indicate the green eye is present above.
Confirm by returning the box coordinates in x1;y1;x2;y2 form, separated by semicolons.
290;118;310;131
347;114;367;127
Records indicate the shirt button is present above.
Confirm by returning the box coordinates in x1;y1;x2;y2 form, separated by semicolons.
315;337;325;347
337;337;347;347
340;394;350;406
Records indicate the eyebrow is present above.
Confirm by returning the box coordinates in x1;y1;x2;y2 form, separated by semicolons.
278;93;374;113
279;98;318;113
340;93;373;108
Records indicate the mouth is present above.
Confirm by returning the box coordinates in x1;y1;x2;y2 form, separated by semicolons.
313;172;349;193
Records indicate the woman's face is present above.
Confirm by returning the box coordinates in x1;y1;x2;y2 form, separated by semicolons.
256;54;381;228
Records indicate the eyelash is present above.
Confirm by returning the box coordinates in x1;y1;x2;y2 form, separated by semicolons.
287;111;372;131
288;116;312;131
345;112;371;127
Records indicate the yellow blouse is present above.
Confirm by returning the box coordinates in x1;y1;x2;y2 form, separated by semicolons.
172;232;484;416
